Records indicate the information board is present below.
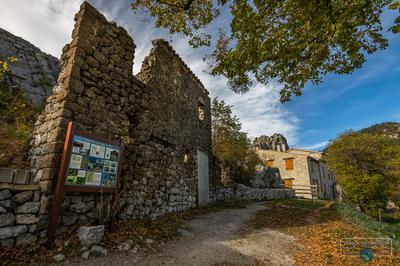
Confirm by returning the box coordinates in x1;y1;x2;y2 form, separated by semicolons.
65;135;121;188
47;122;123;249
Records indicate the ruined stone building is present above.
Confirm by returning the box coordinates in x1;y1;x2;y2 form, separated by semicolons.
0;2;293;249
0;2;211;247
255;135;337;200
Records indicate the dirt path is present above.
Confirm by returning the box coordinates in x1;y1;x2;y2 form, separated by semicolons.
71;202;299;266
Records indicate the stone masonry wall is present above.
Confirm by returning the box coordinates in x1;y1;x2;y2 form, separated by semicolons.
0;189;42;248
26;2;137;240
210;184;295;202
118;39;211;219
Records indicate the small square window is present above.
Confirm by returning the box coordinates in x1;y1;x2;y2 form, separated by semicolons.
284;158;294;170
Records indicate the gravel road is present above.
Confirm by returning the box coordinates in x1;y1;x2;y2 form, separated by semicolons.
69;202;299;266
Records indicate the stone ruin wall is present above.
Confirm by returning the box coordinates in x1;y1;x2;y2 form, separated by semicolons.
0;1;211;248
121;39;211;220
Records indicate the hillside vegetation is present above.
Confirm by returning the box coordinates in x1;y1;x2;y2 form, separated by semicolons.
0;57;43;167
361;122;400;140
326;131;400;216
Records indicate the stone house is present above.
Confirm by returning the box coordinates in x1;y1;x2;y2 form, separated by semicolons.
255;137;337;200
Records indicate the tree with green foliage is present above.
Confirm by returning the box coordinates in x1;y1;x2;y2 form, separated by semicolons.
132;0;394;102
390;0;400;33
326;131;400;216
211;98;261;184
0;56;38;167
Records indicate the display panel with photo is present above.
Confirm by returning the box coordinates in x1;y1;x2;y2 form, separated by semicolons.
103;160;117;174
105;147;119;161
66;169;86;185
101;173;116;187
72;138;90;156
90;144;105;158
85;171;102;186
88;157;104;171
69;154;82;169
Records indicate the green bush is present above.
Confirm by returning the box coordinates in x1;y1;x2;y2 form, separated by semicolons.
326;131;400;216
0;81;41;167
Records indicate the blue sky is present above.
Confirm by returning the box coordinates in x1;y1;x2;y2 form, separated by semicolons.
1;0;399;150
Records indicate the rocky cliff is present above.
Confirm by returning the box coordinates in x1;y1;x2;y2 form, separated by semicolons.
253;133;289;152
0;28;60;105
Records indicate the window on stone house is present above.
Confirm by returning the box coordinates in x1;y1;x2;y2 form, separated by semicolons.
284;158;294;170
266;160;274;167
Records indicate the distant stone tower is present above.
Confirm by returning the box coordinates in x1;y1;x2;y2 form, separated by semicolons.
253;133;289;152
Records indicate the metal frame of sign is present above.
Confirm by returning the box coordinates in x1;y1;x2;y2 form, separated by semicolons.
47;122;124;249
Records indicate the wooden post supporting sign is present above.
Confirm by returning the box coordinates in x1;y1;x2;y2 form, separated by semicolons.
47;122;124;249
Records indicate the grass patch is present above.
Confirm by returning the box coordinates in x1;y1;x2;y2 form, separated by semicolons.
246;200;399;264
272;198;328;210
338;203;400;248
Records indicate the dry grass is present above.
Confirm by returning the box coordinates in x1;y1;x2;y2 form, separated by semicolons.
246;199;400;265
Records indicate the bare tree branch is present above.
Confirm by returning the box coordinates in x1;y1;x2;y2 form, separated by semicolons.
156;0;194;10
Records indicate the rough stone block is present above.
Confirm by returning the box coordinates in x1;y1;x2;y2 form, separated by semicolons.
76;225;104;246
0;225;27;239
72;201;95;213
39;194;52;214
16;233;37;247
0;190;11;201
0;168;13;183
0;213;14;227
15;214;38;224
16;202;40;214
32;191;41;202
14;191;33;204
61;212;78;226
0;200;13;209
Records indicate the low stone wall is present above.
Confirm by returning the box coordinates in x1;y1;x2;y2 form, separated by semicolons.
210;184;295;202
0;189;47;248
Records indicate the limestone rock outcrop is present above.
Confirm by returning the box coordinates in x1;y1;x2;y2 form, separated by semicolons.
253;133;289;152
0;28;60;105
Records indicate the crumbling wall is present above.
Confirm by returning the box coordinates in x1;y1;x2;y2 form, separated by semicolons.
26;2;138;237
210;184;295;201
118;39;211;219
0;1;213;248
251;165;283;188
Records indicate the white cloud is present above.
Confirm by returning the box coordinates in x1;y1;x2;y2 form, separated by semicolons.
302;141;329;151
0;0;82;58
0;0;299;145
